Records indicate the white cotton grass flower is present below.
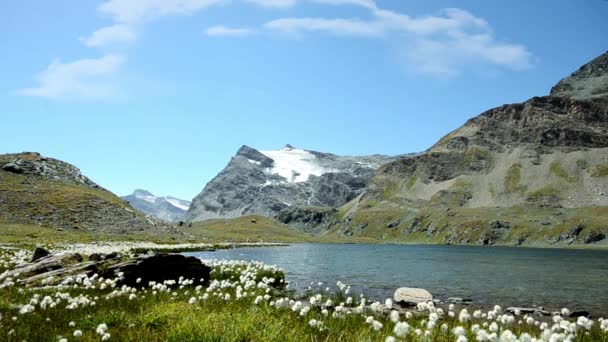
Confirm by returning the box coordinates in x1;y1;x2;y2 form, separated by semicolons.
96;323;108;336
453;326;466;337
73;330;83;337
385;298;393;309
458;308;470;322
393;321;410;337
577;316;593;330
371;320;383;331
101;333;111;341
385;337;396;342
390;310;400;323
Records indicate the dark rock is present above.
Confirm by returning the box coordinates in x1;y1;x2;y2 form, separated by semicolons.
31;247;51;262
569;310;590;318
2;162;23;174
554;224;584;244
105;252;118;260
583;231;606;244
103;254;211;287
251;219;257;224
387;220;401;229
89;253;103;261
489;220;510;229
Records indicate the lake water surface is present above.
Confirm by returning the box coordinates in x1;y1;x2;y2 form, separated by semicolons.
186;244;608;316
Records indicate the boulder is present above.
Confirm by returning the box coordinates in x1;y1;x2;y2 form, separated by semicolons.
31;247;51;262
103;254;210;287
447;297;472;305
506;307;550;316
89;253;103;261
394;287;433;306
569;310;590;318
583;231;606;244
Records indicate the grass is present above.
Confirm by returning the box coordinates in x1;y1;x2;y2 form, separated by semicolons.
1;248;605;341
526;185;562;204
590;164;608;178
504;163;527;194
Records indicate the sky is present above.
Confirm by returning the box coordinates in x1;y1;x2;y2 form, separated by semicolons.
1;0;607;201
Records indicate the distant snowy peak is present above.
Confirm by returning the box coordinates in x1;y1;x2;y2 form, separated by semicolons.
259;146;337;183
122;190;191;222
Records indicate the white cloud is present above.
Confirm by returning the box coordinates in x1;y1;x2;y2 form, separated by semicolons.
17;54;125;99
97;0;225;24
205;25;255;37
245;0;296;8
264;5;532;75
310;0;376;10
265;17;383;36
81;24;137;47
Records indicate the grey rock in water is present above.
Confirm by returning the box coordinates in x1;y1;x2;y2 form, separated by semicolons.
122;189;191;222
185;145;401;222
394;287;433;307
506;307;550;316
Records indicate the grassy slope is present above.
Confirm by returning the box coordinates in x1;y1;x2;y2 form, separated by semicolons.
185;216;374;244
325;202;608;248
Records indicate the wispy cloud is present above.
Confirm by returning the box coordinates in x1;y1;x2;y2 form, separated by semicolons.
17;54;125;99
265;17;383;37
262;3;532;76
245;0;296;9
205;25;256;37
310;0;376;10
97;0;226;24
81;24;137;47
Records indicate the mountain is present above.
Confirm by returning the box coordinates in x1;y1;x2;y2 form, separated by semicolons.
122;189;191;222
277;51;608;247
184;145;399;222
0;152;164;233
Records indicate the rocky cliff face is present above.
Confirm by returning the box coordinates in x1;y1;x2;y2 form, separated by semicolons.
0;152;164;233
184;145;398;222
121;190;191;222
279;51;608;247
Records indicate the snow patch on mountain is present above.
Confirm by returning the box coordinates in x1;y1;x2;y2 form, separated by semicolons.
260;147;336;183
166;197;190;211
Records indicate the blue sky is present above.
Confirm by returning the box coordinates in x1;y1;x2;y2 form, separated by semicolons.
1;0;607;200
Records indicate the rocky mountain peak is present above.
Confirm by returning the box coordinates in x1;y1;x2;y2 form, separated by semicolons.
184;145;398;222
550;51;608;99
